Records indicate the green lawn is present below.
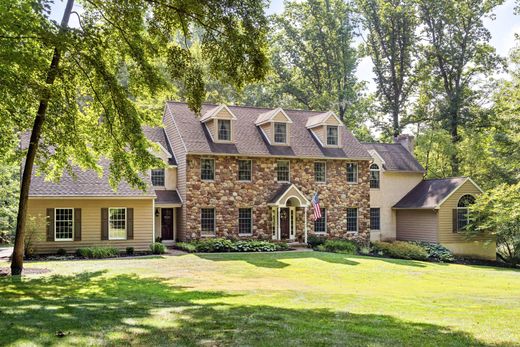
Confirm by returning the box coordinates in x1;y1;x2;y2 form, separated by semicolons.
1;252;520;346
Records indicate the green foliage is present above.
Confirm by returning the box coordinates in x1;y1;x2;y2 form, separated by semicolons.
468;183;520;266
269;0;367;125
307;235;327;249
175;238;288;253
150;242;166;255
411;242;455;262
0;231;12;245
76;247;119;259
372;241;428;261
316;239;357;254
24;214;45;257
356;0;418;137
0;160;19;235
126;247;135;256
56;248;67;256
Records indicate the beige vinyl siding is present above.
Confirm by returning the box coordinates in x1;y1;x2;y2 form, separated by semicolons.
164;103;187;240
437;180;488;243
396;209;438;242
165;167;177;190
27;198;154;254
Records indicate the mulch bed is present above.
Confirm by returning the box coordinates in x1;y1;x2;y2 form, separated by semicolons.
0;267;51;276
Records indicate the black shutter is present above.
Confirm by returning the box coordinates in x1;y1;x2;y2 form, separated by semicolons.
127;208;134;240
74;208;82;241
46;208;54;241
452;209;458;233
101;208;108;240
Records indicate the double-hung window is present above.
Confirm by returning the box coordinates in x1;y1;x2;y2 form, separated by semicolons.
370;208;380;230
346;163;358;183
238;208;253;235
314;162;326;183
109;208;127;240
201;208;216;235
274;122;287;144
276;160;290;182
369;164;380;188
314;208;327;233
346;208;358;233
238;160;252;181
218;119;231;141
201;158;215;180
55;208;74;241
326;126;338;146
151;169;165;186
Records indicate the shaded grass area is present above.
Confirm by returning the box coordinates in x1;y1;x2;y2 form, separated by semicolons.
1;251;519;346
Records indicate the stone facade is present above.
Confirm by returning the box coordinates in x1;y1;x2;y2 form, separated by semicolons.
183;154;370;242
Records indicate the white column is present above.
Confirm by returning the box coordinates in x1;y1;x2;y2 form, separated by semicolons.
152;200;156;243
304;206;308;244
277;206;281;240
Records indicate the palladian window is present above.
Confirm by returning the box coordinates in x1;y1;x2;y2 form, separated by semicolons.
455;194;476;232
369;164;380;189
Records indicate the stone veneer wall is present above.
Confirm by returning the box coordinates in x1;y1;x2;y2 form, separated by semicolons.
183;155;370;242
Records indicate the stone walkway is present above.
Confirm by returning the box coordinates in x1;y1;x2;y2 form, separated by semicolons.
0;247;13;259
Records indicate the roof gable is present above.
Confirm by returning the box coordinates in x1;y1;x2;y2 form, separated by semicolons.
305;111;343;129
200;104;237;123
255;107;292;125
362;142;424;173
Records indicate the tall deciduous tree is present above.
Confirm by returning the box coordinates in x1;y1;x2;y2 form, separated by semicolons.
270;0;360;123
1;0;269;275
356;0;418;138
417;0;504;175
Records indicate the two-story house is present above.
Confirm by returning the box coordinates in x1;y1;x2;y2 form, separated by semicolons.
24;102;495;259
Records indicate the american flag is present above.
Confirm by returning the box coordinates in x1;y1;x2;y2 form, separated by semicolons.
311;192;322;221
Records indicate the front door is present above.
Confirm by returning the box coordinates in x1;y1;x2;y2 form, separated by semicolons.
161;208;174;240
280;208;290;240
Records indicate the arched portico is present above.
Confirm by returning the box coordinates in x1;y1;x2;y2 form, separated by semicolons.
267;184;310;242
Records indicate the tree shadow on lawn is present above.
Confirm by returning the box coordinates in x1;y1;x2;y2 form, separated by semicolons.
0;271;512;346
197;251;429;269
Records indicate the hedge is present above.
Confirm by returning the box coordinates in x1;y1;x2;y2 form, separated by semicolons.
175;238;289;253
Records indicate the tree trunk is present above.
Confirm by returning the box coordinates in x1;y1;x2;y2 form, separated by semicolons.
392;107;399;139
10;0;74;276
449;106;460;176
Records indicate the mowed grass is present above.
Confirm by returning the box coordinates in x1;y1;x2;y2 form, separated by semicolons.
1;252;520;346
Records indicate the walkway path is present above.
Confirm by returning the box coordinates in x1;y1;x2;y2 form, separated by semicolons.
0;247;13;259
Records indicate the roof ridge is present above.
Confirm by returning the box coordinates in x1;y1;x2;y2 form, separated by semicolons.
165;100;327;115
423;177;468;181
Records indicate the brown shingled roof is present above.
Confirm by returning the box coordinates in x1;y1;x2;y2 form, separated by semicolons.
393;177;470;209
362;142;424;172
165;102;371;159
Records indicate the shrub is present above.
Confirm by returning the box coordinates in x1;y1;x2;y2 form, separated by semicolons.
56;248;67;256
412;241;455;262
155;236;162;243
372;241;428;261
175;242;197;253
307;235;327;249
150;242;166;254
174;239;289;253
76;247;119;259
126;247;135;256
320;239;357;254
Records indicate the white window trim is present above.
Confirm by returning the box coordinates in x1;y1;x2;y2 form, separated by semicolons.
273;122;288;145
326;125;339;146
314;161;326;184
346;162;359;184
54;208;74;241
238;159;253;182
200;158;215;182
200;207;216;236
217;119;232;142
238;207;254;236
151;168;166;188
314;207;327;234
108;207;127;240
276;160;291;183
346;207;358;234
369;164;380;190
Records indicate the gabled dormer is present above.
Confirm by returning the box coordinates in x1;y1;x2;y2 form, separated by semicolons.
306;111;343;148
200;104;237;143
255;107;293;146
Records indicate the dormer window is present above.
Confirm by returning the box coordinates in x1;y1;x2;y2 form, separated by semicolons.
218;119;231;141
326;126;338;146
151;169;165;186
274;122;287;144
